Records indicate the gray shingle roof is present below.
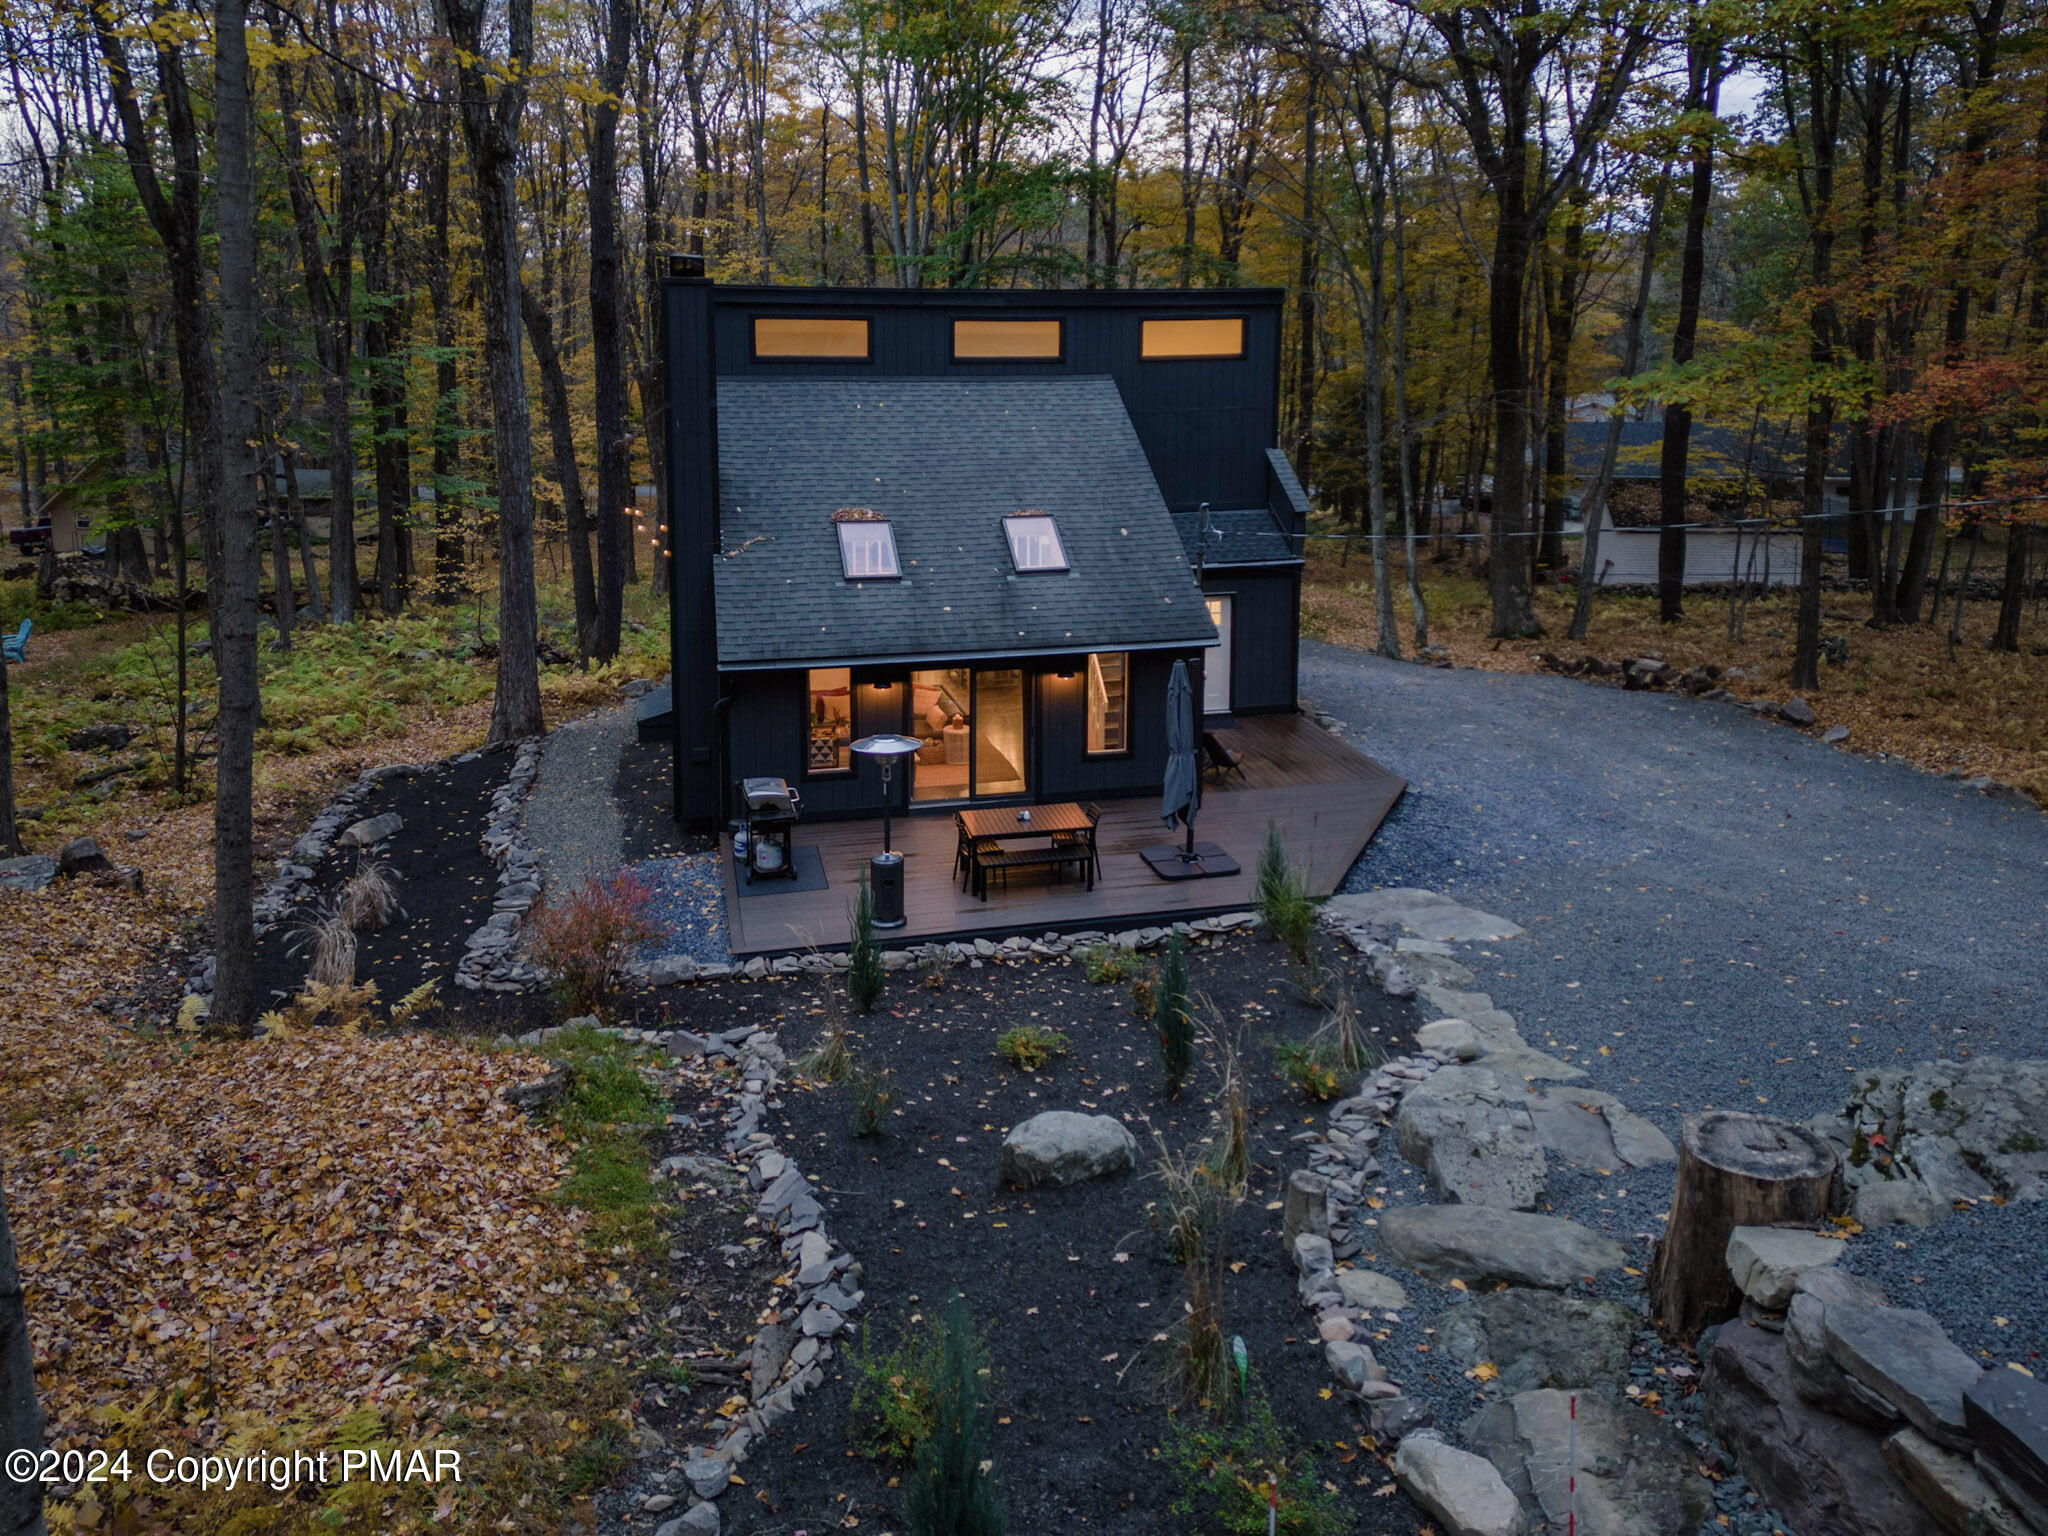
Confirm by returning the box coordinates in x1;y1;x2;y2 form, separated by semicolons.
713;377;1219;668
1170;508;1300;567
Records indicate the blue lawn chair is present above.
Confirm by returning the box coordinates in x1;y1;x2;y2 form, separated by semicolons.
1;619;28;664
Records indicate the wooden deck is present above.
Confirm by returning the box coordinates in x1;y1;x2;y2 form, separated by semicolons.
721;712;1405;956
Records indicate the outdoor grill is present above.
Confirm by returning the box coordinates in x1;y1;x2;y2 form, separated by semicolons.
739;777;801;880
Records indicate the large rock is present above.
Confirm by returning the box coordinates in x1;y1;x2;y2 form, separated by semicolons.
57;836;111;875
1812;1058;2048;1205
1324;888;1525;942
1701;1317;1943;1536
1967;1368;2048;1516
1823;1303;1985;1452
1853;1178;1950;1228
1392;1433;1524;1536
1786;1293;1901;1428
1883;1428;2033;1536
1334;1268;1409;1313
1376;1205;1627;1289
1724;1225;1844;1309
339;812;404;848
999;1111;1137;1187
1394;1065;1548;1209
1520;1085;1676;1169
0;854;56;891
1437;1288;1636;1393
1467;1045;1588;1084
1464;1389;1712;1536
1417;1017;1489;1062
66;722;132;752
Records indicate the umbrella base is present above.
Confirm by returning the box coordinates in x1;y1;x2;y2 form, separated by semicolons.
1140;841;1241;880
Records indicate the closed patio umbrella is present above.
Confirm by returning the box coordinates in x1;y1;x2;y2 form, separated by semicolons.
1143;657;1239;879
1161;659;1199;836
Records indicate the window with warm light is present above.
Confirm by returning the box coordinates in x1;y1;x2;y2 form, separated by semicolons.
835;514;900;579
1086;652;1127;754
952;318;1062;360
1004;514;1067;572
754;315;870;359
806;668;853;774
1140;317;1245;360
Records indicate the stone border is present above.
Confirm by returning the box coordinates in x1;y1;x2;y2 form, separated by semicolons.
188;757;445;1000
631;911;1260;987
454;738;545;992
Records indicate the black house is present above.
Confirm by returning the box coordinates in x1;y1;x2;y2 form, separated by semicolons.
661;279;1307;829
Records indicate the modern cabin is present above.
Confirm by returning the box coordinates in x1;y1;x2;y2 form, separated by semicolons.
660;277;1307;831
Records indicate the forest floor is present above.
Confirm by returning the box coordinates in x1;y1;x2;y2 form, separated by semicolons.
1299;538;2048;805
0;569;674;1536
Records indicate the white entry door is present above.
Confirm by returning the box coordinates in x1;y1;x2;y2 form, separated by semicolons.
1204;596;1233;714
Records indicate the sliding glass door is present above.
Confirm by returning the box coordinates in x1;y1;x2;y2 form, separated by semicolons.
908;667;1029;803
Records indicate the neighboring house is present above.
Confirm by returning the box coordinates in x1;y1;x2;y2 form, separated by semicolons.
660;279;1305;829
1561;416;1932;588
5;468;99;557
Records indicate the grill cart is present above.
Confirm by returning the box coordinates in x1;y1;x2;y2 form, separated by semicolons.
739;777;801;880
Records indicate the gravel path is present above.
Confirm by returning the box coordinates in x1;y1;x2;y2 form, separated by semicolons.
1303;640;2048;1372
525;702;637;893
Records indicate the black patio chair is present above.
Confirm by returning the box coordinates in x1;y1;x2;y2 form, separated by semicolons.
1049;802;1101;888
1202;731;1246;784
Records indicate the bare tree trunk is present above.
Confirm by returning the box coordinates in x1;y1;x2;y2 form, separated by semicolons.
587;0;631;661
211;0;263;1031
283;447;324;624
0;652;16;858
1793;41;1843;693
1657;27;1722;621
0;1157;45;1536
443;0;543;743
424;99;465;602
258;425;294;647
1389;111;1426;650
1569;169;1671;642
1292;56;1318;481
522;285;597;659
1990;526;2026;651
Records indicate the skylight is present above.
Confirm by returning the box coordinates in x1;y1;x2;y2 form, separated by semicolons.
835;511;899;579
1005;514;1067;572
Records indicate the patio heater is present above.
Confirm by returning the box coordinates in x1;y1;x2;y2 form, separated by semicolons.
849;733;923;928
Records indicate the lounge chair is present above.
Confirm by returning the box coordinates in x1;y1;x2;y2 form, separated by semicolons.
1;619;29;664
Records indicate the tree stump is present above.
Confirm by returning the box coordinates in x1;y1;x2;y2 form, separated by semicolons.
1650;1111;1839;1343
1283;1169;1330;1244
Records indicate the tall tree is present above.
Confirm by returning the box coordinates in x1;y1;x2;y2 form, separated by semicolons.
0;1158;43;1536
212;0;264;1029
587;0;633;661
1423;1;1654;637
1656;18;1724;622
440;0;545;743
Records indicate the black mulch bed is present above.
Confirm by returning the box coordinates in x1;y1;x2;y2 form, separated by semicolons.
614;938;1432;1536
253;750;508;1010
618;734;717;864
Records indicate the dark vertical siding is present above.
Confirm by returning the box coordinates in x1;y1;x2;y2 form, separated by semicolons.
665;278;722;826
1034;649;1190;801
1203;570;1299;714
708;289;1282;512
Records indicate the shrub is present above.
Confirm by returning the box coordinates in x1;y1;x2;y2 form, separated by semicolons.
918;950;948;991
1274;1040;1342;1102
1208;1039;1251;1188
528;871;662;1014
905;1297;1006;1536
1164;1374;1345;1536
1129;966;1158;1019
848;1312;947;1460
1255;823;1319;969
1080;944;1137;984
850;1062;894;1137
847;871;885;1015
1151;1136;1243;1268
994;1023;1070;1073
338;858;403;933
290;906;357;989
796;1017;853;1084
1312;986;1378;1075
1155;933;1193;1097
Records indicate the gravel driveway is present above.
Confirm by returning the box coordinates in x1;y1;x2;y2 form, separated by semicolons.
1305;641;2048;1367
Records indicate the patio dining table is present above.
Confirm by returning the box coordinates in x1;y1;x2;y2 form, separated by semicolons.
958;802;1096;900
